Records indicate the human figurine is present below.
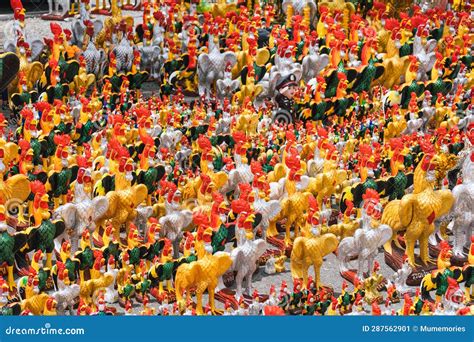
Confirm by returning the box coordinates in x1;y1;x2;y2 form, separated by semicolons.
274;73;299;119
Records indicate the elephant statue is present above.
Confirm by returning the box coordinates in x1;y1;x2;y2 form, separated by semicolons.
230;239;267;298
139;45;165;80
290;233;339;289
175;252;233;315
54;196;109;253
95;184;149;241
197;34;237;98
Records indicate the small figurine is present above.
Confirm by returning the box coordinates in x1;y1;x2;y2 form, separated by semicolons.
274;73;299;122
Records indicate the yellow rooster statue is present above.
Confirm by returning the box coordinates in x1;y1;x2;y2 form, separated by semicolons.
381;151;454;267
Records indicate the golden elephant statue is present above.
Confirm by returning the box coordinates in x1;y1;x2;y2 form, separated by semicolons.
95;184;148;241
291;233;339;289
175;252;233;315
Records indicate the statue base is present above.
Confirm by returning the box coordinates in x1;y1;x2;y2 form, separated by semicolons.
364;295;384;305
222;271;235;288
122;4;142;10
41;12;72;21
384;241;436;286
258;248;283;266
242;292;268;304
149;288;179;303
341;269;388;290
91;8;111;15
215;288;239;309
266;234;292;257
215;288;269;309
92;233;104;248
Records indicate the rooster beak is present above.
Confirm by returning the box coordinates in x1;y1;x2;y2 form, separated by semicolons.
245;214;255;224
218;202;228;212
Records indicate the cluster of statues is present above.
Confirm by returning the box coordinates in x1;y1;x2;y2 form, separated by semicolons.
0;0;472;316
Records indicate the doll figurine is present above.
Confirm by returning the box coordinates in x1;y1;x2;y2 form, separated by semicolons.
274;73;298;119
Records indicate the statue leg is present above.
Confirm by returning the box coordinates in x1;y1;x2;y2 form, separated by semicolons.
357;256;364;280
158;281;164;294
452;217;464;256
166;279;173;292
79;270;85;283
420;230;434;265
313;263;321;289
235;271;244;298
172;238;180;259
17;203;27;225
301;266;309;290
266;219;278;237
246;266;256;294
54;197;61;209
7;265;15;290
113;221;120;242
195;291;203;315
465;223;473;249
45;252;53;269
69;0;74;15
208;287;221;314
405;229;420;267
284;218;293;245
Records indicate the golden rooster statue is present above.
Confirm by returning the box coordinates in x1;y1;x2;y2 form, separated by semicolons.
381;150;454;267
